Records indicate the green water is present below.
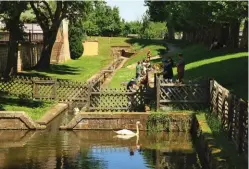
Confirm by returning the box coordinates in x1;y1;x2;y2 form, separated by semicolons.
0;112;202;169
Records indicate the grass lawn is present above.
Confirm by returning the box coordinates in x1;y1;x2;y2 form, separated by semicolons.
151;42;248;100
0;94;55;120
196;112;248;169
109;38;166;88
24;37;130;82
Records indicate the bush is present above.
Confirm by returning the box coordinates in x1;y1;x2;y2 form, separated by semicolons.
69;21;84;59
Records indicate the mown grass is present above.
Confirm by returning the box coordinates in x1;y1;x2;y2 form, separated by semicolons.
109;38;166;88
152;43;248;100
0;94;55;120
196;112;248;169
124;38;166;67
24;37;130;82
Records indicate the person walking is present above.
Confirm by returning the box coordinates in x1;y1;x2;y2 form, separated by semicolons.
176;53;185;83
147;50;151;61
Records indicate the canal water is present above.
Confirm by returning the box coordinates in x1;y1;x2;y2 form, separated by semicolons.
0;111;202;169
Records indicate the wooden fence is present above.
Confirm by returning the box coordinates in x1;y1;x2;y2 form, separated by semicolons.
155;75;248;156
210;80;248;156
88;85;146;112
0;32;43;42
0;76;88;103
155;75;209;110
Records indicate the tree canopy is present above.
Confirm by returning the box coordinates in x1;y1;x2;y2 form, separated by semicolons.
145;1;248;48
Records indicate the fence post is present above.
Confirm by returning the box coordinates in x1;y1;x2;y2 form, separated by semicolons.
87;83;92;111
238;99;245;154
52;78;57;100
156;76;160;111
32;79;38;99
208;79;213;111
227;93;234;139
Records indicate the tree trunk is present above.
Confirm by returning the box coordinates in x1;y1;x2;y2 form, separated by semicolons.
3;17;21;78
166;22;175;40
228;19;240;48
3;35;18;78
35;30;58;70
240;20;248;49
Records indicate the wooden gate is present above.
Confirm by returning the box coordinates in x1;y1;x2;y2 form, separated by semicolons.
156;77;209;110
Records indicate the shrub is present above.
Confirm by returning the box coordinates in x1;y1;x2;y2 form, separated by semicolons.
69;21;85;59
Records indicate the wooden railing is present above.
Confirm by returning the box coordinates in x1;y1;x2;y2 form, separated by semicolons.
155;75;209;110
210;80;248;156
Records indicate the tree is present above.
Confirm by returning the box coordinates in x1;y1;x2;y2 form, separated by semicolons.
30;1;90;70
0;2;28;77
82;1;122;37
69;20;84;59
141;21;167;39
145;1;248;48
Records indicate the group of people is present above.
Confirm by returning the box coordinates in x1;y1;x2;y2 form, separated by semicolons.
162;53;185;82
127;50;152;91
127;51;186;92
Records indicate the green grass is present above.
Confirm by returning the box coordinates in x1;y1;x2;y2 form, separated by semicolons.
109;38;166;88
124;39;166;67
0;95;55;120
24;37;130;82
152;43;248;100
196;112;248;169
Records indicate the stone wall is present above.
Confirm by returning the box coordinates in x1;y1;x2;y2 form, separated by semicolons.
0;111;45;130
60;112;194;131
60;112;149;130
82;41;99;56
192;116;230;169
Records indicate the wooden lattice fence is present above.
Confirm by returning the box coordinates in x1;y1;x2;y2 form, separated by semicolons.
210;80;248;156
156;76;209;110
88;86;146;112
0;76;89;103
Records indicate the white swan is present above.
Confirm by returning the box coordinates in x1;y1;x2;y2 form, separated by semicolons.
114;121;141;136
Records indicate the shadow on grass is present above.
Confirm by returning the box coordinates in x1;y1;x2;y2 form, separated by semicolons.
125;38;166;49
37;64;81;75
0;93;46;110
165;42;248;65
184;56;248;100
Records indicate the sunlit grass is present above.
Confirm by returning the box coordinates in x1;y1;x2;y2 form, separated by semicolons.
25;37;130;82
0;95;55;120
196;112;248;169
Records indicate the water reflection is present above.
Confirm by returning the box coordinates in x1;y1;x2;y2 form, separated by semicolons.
0;112;201;169
0;129;201;169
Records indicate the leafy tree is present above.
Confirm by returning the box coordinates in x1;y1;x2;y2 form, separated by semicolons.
83;1;122;37
30;1;90;70
0;2;28;77
69;20;84;59
145;1;248;48
141;21;167;39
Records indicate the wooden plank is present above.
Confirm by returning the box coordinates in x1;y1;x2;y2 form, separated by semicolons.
160;100;207;103
89;107;129;110
102;70;114;73
160;83;207;87
156;76;160;111
32;80;56;84
91;91;135;95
